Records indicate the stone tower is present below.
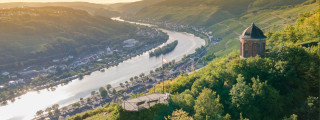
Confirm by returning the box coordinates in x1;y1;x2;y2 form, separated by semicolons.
240;23;267;58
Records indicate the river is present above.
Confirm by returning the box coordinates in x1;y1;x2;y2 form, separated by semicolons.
0;18;205;120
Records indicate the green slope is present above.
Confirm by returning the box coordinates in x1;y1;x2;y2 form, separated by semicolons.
68;7;320;120
115;0;318;60
0;2;119;17
206;3;319;57
0;6;136;69
130;0;311;26
108;0;166;16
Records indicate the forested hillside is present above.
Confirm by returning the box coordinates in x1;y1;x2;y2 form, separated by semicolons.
0;7;136;69
127;0;312;26
108;0;166;16
112;0;318;61
68;8;319;120
206;2;319;57
0;2;119;17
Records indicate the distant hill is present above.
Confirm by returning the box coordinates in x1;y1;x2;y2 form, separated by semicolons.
0;2;119;17
0;6;136;69
115;0;312;26
108;0;166;16
112;0;318;59
69;8;320;120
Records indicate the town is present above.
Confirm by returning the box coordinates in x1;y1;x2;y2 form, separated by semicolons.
33;20;219;120
0;27;169;104
34;40;210;120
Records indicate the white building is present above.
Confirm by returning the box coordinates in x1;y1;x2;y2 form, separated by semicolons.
1;72;9;76
123;39;139;48
68;55;74;59
52;59;60;63
106;47;113;55
8;81;16;87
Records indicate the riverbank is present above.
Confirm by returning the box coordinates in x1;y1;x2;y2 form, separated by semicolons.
0;27;168;105
0;18;205;120
35;42;208;119
33;18;211;119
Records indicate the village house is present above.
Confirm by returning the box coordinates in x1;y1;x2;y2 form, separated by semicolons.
106;47;113;55
9;75;17;79
68;55;74;59
18;70;39;79
123;39;139;48
52;59;60;63
8;81;16;87
1;72;9;76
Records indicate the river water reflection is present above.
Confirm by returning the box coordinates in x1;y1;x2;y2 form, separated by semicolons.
0;18;205;120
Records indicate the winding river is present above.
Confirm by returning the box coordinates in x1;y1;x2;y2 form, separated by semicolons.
0;18;205;120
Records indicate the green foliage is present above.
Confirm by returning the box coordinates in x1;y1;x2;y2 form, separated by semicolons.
170;90;195;114
70;2;319;120
68;103;119;120
230;75;283;119
249;0;309;10
142;44;318;120
0;6;168;70
194;88;224;120
267;9;320;45
150;40;178;57
166;109;194;120
283;114;298;120
230;74;252;108
99;87;108;99
294;96;319;120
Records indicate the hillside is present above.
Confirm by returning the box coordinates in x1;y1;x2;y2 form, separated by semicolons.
127;0;312;26
206;2;319;57
0;7;136;69
68;7;319;120
108;0;166;16
113;0;318;62
0;2;119;17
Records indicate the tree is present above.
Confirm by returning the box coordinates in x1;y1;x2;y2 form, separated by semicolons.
36;110;44;116
99;87;108;99
230;74;253;108
194;88;224;120
171;90;195;113
120;83;124;87
139;73;145;78
283;114;298;120
166;109;193;120
125;81;129;84
134;76;139;80
52;104;59;110
91;91;96;96
230;75;283;119
54;109;61;116
112;88;117;95
150;70;154;74
72;102;80;108
106;84;112;90
45;107;52;113
296;96;319;120
130;77;134;82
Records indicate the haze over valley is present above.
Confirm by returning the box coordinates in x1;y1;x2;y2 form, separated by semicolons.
0;0;319;120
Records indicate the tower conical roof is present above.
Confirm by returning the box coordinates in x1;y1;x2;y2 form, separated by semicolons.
240;23;267;39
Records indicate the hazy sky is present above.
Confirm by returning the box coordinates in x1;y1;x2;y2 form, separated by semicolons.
0;0;142;4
